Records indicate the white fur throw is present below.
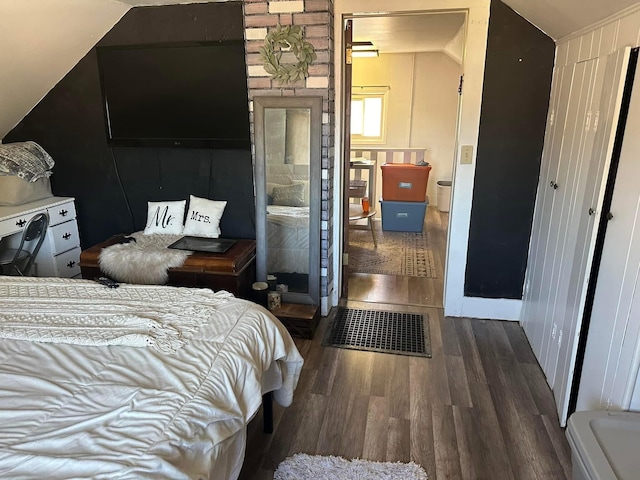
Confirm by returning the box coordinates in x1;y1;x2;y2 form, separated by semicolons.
99;232;191;285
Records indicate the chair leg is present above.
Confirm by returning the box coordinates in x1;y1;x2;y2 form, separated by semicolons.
369;217;378;248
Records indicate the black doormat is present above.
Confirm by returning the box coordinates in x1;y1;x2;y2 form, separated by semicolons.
323;307;431;357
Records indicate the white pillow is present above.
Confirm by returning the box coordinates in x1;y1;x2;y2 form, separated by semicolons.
182;195;227;238
143;200;186;235
272;182;306;207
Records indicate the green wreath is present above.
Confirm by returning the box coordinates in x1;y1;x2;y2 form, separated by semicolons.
259;25;317;84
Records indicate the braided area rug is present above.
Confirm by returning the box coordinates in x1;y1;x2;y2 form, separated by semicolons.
348;225;437;278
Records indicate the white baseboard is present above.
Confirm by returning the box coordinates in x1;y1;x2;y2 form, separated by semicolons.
445;296;522;321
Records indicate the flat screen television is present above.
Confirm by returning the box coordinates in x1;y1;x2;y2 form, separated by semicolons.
97;41;251;149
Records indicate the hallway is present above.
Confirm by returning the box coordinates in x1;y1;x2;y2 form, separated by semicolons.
240;207;572;479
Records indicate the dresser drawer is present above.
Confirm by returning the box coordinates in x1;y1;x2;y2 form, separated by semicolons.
48;201;76;227
54;247;81;278
0;209;47;238
50;221;80;254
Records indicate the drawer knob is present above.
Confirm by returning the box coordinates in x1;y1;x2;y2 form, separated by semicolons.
59;209;69;217
62;233;71;240
67;260;76;268
16;219;26;228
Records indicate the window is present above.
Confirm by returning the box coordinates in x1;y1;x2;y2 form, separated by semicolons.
350;87;389;144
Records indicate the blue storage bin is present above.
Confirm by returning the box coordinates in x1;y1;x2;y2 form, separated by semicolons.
380;199;428;232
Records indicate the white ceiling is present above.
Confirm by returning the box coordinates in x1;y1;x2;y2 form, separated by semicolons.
2;0;640;140
114;0;640;41
352;13;466;55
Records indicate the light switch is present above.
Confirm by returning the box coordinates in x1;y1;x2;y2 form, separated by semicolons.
460;145;473;164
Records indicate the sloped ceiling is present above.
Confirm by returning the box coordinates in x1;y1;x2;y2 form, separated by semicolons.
502;0;640;39
1;0;639;140
0;0;130;140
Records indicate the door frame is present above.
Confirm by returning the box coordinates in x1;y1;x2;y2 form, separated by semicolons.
334;4;485;314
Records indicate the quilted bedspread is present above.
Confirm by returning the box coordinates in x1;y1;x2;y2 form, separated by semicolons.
0;277;303;479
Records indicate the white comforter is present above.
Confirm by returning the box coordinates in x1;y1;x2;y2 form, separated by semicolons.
267;206;309;274
0;277;303;479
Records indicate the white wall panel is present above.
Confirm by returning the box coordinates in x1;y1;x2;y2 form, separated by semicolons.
577;62;640;410
578;31;595;62
599;22;619;56
521;47;631;424
616;10;640;49
566;36;582;65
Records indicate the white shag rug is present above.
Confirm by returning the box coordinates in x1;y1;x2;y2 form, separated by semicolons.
98;232;191;285
273;453;428;480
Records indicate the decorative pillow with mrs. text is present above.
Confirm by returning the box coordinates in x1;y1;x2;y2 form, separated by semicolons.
182;195;227;238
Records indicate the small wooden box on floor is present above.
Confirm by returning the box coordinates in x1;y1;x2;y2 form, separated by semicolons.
270;303;320;339
79;234;256;298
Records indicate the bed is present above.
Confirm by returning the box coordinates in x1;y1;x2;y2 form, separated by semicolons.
0;276;303;480
267;205;309;275
265;164;310;276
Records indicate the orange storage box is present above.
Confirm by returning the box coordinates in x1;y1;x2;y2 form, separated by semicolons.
381;163;432;202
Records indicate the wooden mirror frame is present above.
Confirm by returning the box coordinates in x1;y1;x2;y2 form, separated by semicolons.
253;96;322;305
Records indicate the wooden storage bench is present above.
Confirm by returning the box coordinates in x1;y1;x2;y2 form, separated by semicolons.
270;303;320;340
79;234;256;298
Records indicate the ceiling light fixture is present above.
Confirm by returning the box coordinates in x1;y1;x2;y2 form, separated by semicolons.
352;41;374;50
352;49;379;58
351;41;378;57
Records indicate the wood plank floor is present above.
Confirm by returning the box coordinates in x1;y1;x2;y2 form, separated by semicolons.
239;206;572;479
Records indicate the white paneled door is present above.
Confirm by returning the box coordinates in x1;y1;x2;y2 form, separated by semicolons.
577;51;640;412
521;48;631;425
521;63;574;360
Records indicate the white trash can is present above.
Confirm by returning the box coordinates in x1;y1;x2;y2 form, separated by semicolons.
566;410;640;480
437;180;452;212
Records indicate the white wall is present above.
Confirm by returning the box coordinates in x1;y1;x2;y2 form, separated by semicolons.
351;51;461;207
335;0;508;319
411;52;460;203
0;0;129;140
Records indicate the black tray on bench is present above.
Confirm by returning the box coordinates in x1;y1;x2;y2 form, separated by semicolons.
168;236;237;254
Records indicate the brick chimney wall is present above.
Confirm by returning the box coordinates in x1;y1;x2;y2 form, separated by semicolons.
243;0;335;304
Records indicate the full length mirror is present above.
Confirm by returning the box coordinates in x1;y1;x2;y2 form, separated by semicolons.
254;96;322;305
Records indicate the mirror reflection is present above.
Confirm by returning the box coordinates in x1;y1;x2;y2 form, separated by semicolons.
264;107;311;294
254;96;321;305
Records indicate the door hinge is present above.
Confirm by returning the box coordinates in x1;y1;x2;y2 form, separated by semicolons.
458;75;464;95
346;48;352;65
343;253;349;265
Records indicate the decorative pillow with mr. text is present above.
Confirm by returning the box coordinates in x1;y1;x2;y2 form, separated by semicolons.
143;200;186;235
182;195;227;238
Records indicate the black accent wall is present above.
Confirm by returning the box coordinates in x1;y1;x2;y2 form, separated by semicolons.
3;2;255;248
464;1;555;299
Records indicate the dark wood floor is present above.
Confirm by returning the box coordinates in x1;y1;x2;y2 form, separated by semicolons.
239;206;572;480
348;206;447;308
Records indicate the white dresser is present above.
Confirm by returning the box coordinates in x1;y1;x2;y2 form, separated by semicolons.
0;196;81;278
